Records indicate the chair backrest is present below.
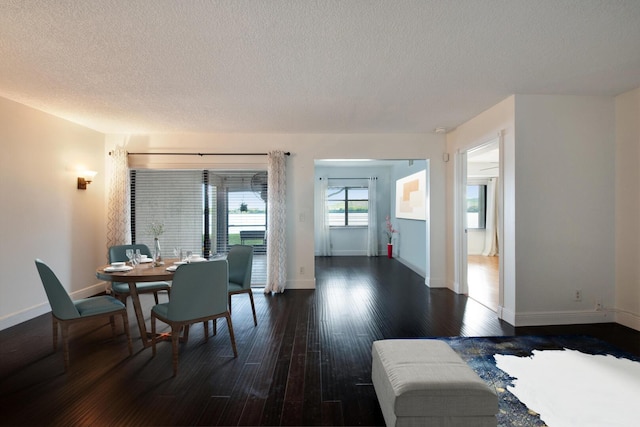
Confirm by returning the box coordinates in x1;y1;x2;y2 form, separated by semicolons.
168;260;228;321
34;259;80;320
227;245;253;289
109;244;152;263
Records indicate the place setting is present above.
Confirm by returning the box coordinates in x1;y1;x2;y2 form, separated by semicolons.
103;261;133;273
166;249;208;271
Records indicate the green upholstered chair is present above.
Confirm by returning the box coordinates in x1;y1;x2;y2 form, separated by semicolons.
227;245;257;326
151;260;237;376
109;244;171;304
35;259;133;372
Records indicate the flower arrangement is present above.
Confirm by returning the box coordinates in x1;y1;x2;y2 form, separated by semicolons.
147;221;165;239
384;216;397;244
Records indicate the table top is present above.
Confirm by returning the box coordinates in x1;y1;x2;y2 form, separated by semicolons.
96;258;179;282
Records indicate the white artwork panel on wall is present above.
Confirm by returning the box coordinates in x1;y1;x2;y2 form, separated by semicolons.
395;169;426;220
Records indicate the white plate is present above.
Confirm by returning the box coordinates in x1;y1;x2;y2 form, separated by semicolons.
166;265;178;272
189;257;207;263
104;265;133;272
174;261;187;265
139;258;153;263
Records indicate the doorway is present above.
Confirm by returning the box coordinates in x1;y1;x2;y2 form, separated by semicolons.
462;140;500;311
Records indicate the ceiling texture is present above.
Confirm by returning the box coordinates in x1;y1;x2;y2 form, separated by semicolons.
1;0;639;134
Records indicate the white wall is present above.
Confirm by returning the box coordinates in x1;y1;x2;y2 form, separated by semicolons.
106;133;446;290
514;95;615;326
615;88;640;330
0;97;106;329
390;160;428;276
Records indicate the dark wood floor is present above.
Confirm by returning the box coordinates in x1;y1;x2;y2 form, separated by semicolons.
1;256;639;426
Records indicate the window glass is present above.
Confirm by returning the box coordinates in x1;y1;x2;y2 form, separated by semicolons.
467;184;486;229
327;186;369;226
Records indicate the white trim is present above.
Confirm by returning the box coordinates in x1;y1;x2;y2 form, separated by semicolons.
514;309;612;327
395;256;426;279
0;281;108;331
425;277;446;288
614;309;640;331
285;278;316;290
497;305;516;326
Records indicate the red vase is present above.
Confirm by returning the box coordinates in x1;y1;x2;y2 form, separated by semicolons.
387;243;393;258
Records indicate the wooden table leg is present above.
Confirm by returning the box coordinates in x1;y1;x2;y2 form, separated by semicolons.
127;281;153;348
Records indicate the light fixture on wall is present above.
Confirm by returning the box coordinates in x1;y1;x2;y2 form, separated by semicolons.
77;171;97;190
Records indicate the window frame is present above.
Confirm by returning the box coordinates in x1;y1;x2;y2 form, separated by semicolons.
326;185;369;227
466;180;487;230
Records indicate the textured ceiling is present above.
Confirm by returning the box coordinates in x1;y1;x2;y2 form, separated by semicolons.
1;0;639;134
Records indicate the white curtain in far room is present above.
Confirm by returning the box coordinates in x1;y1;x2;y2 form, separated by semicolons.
367;177;378;256
482;177;499;256
265;151;287;293
316;177;331;256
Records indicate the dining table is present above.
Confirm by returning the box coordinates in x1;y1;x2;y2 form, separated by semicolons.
96;259;179;347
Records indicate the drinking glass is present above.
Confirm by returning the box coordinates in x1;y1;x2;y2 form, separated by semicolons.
125;249;134;265
132;249;142;267
173;247;182;261
185;250;193;263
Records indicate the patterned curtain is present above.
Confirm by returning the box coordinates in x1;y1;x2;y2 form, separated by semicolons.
265;151;287;293
106;145;130;252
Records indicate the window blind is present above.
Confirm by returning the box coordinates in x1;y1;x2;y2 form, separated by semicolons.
132;170;204;257
131;169;267;285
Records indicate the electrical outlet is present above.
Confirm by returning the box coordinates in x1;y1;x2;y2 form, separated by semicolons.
595;299;602;311
574;290;582;302
299;266;305;275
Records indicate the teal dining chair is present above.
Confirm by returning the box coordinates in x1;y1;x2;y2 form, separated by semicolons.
151;260;237;376
35;259;133;372
109;244;171;304
227;245;257;326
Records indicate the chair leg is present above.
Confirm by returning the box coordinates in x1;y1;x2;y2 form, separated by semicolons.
213;318;217;336
52;316;58;351
225;313;238;358
171;325;180;376
110;315;117;338
61;323;70;372
182;325;190;343
153;291;159;305
151;315;157;356
228;294;232;315
248;291;257;326
204;321;209;341
122;312;133;355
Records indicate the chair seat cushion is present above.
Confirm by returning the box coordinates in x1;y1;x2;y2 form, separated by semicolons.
74;295;126;317
228;281;244;292
112;281;170;295
152;302;170;319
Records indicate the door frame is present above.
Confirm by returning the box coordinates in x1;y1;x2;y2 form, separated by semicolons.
454;134;504;313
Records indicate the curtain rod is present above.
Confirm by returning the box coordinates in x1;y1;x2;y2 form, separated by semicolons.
109;151;290;156
319;177;377;180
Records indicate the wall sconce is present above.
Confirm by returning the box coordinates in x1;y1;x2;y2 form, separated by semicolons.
77;171;97;190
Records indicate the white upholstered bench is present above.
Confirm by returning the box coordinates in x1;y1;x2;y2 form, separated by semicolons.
371;340;498;427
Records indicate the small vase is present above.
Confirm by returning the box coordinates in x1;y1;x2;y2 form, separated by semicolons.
387;243;393;259
153;237;164;266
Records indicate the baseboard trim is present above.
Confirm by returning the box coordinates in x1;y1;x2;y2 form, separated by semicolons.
514;309;612;327
614;309;640;332
498;306;516;326
284;278;316;290
0;281;108;331
394;256;426;279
